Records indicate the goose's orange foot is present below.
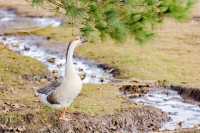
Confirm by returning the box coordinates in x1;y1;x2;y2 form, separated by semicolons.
59;108;71;121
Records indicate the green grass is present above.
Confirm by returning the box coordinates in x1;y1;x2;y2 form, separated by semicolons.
0;45;48;88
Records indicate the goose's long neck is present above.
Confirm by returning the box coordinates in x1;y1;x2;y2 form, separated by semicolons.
64;43;76;78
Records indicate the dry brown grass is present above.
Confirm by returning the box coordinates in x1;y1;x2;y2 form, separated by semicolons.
22;1;200;88
0;0;53;17
31;18;200;87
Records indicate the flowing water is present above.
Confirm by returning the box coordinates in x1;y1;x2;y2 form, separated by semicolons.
132;89;200;130
0;9;200;131
0;9;62;34
0;35;113;84
0;9;113;84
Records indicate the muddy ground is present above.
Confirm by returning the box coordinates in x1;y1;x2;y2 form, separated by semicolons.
0;106;168;133
170;85;200;103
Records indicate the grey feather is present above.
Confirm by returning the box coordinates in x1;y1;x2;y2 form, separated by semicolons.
37;81;61;95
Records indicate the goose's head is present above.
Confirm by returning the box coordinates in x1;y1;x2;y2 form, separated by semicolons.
70;36;87;47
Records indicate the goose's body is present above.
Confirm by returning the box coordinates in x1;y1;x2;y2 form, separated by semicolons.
37;37;86;117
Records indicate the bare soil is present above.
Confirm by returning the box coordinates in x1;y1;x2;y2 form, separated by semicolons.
170;85;200;104
0;106;168;133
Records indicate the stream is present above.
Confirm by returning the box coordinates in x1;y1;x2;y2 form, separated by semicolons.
0;35;113;84
0;9;200;131
0;9;61;34
0;9;113;84
132;89;200;130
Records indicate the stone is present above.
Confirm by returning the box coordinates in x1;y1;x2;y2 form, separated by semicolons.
80;73;86;80
24;46;30;51
2;37;7;41
100;78;104;83
57;63;63;68
47;58;56;64
78;68;84;72
52;70;58;74
46;36;51;40
91;75;96;78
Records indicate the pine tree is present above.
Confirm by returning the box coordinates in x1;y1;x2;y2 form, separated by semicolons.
32;0;195;42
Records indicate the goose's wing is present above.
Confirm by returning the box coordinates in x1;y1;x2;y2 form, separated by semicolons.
37;80;61;95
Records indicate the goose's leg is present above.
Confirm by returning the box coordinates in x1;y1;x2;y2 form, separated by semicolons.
59;107;70;121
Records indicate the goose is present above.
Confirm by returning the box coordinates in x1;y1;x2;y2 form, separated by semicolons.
37;36;87;120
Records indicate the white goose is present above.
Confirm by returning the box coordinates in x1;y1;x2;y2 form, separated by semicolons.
37;36;87;120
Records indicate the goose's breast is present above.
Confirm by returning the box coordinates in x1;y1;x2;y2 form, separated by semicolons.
61;77;82;97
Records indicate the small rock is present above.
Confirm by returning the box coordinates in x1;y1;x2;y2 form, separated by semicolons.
47;58;56;64
100;78;104;83
57;63;63;68
176;121;183;129
52;70;58;74
46;36;51;40
78;68;84;72
24;46;30;51
54;75;60;80
80;73;86;80
91;75;96;78
2;37;6;41
52;70;59;79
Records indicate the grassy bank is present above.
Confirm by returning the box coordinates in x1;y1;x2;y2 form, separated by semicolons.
17;1;199;87
1;0;200;87
0;45;47;90
30;16;200;88
0;44;50;129
0;45;134;130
